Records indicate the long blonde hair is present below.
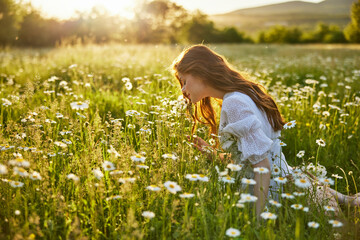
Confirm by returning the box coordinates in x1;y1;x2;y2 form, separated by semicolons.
172;44;285;136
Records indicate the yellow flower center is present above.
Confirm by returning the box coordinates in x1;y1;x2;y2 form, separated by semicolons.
169;184;175;188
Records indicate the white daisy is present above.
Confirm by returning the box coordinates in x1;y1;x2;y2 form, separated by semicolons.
0;164;8;174
8;158;30;168
142;211;155;219
241;178;256;185
136;164;149;169
308;221;320;228
197;174;209;182
324;205;335;212
260;212;277;220
185;174;199;181
162;153;178;160
70;101;89;110
146;185;161;192
293;191;305;196
291;204;303;210
283;120;296;129
296;150;305;158
110;170;123;176
319;177;334;185
279;141;287;147
164;181;182;194
130;154;146;163
274;176;287;184
254;167;269;174
118;177;136;184
221;176;235;184
239;193;258;203
9;180;24;188
295;178;311;188
106;195;122;201
316;139;326;147
329;220;343;227
269;199;282;208
271;165;281;176
92;168;104;180
102;161;116;171
227;163;242;171
29;171;42;180
13;167;29;177
225;228;241;237
179;193;195;198
281;193;295;199
67;173;80;182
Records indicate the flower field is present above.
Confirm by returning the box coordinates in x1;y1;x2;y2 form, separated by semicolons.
0;44;359;239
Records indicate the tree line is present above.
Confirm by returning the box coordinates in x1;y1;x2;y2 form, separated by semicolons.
0;0;359;47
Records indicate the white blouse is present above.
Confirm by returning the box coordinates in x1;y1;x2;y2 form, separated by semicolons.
219;91;293;178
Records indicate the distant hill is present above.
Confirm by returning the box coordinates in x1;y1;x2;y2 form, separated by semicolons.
209;0;355;34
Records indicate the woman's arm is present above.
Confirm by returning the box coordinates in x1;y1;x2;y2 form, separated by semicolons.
252;157;271;218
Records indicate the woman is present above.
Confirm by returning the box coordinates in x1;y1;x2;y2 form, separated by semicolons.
171;44;359;217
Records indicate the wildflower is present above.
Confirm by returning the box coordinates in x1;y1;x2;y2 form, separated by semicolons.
281;193;295;199
316;139;326;147
180;193;195;198
70;101;89;110
319;177;334;185
110;170;123;176
67;173;80;182
225;228;241;237
136;164;149;169
142;211;155;219
279;141;287;147
241;178;256;185
162;153;178;160
239;193;258;203
291;204;303;210
54;141;67;148
283;120;296;129
8;158;30;168
296;150;305;158
215;166;229;176
29;171;42;180
227;163;242;171
196;174;208;182
308;221;320;228
329;220;343;227
107;145;120;158
118;177;136;184
106;195;122;201
62;139;72;145
274;176;287;184
186;174;199;181
102;161;116;171
0;164;8;174
9;180;24;188
146;185;161;191
14;167;29;177
295;178;311;188
125;82;133;91
331;174;343;179
208;138;216;146
235;203;245;208
15;210;21;215
221;176;235;184
260;212;277;220
324;205;335;212
254;167;269;174
130;154;146;163
92;168;104;180
164;181;182;194
293;191;305;196
301;206;309;212
271;165;281;176
269;199;282;208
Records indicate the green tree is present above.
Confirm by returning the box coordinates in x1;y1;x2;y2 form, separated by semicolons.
0;0;23;45
344;0;360;43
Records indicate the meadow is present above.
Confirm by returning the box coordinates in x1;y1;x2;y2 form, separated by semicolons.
0;44;359;239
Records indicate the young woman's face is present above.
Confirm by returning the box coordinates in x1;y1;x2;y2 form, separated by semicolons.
178;73;208;104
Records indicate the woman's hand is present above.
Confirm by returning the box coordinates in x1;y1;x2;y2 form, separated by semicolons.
186;135;210;153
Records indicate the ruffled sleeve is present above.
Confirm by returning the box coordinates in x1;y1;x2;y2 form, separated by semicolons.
220;93;273;165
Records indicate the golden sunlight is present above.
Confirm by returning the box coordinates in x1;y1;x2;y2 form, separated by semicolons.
28;0;136;20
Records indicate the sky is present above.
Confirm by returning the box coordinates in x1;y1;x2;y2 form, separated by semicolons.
26;0;324;20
